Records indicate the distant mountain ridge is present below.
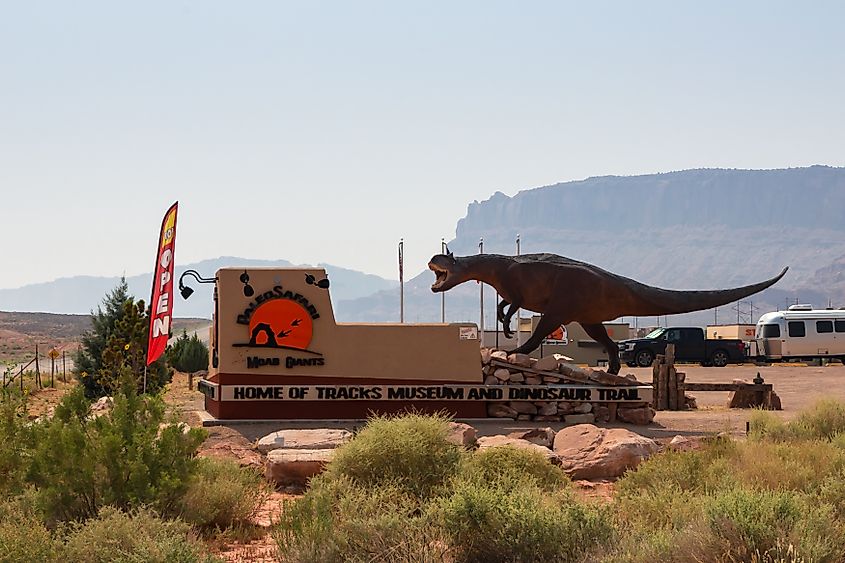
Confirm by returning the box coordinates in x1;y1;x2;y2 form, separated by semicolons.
0;257;397;318
337;166;845;326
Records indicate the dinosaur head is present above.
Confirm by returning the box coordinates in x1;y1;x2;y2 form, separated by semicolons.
428;251;465;293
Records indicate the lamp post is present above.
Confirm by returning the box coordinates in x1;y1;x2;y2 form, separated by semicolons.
478;237;484;341
515;234;522;347
178;269;220;370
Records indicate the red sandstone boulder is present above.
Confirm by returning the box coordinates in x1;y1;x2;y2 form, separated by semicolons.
257;428;352;453
553;424;658;479
477;435;559;464
265;448;334;487
507;427;556;449
616;405;656;425
487;403;518;418
447;422;478;448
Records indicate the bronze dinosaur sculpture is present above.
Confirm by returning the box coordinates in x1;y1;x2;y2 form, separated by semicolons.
428;251;787;374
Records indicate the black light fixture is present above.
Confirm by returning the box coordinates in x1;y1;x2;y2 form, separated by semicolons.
240;270;254;297
178;269;216;300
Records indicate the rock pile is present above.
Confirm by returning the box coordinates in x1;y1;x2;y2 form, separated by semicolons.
481;349;655;425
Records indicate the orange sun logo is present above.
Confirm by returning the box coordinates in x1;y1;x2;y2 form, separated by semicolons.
247;300;314;352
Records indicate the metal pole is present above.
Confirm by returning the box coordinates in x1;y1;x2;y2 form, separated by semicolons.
515;234;522;347
478;238;484;337
35;344;41;389
62;351;66;383
398;239;404;323
441;238;446;323
143;365;147;394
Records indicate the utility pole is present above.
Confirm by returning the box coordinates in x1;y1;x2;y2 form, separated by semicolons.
398;239;404;323
441;238;446;323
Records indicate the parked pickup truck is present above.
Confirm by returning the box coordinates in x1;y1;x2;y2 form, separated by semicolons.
618;327;746;368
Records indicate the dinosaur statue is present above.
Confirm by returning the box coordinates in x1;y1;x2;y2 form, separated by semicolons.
428;251;787;375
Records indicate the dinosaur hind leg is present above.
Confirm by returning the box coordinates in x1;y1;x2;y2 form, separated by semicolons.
501;302;519;339
496;299;510;325
581;323;621;375
510;314;565;356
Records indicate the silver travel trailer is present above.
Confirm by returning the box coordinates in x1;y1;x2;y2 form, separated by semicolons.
755;305;845;361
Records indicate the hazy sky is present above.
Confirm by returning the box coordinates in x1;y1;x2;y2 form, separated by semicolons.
2;1;843;289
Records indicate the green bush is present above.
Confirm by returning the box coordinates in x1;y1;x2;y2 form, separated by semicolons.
62;506;217;563
323;412;462;499
26;374;206;522
75;279;170;397
456;445;569;493
434;479;612;563
0;497;58;563
167;330;209;373
275;475;441;563
0;394;34;497
178;458;268;529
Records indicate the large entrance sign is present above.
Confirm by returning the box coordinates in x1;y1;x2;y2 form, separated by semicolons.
202;267;488;420
199;267;654;421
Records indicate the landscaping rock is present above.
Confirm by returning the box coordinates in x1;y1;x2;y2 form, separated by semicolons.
534;354;573;372
510;402;538;415
491;350;509;361
564;413;595;425
477;435;559;463
573;403;593;414
198;426;265;469
509;372;526;383
493;368;512;381
257;428;352;453
593;404;610;423
557;401;575;415
480;348;493;365
616;406;656;425
507;353;534;368
447;422;478;448
516;414;532;421
553;424;659;479
484;375;500;385
487;403;518;418
508;427;556;449
265;448;334;487
537;402;558;416
524;375;542;385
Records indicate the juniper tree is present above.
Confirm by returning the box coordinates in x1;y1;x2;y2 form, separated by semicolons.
75;279;171;396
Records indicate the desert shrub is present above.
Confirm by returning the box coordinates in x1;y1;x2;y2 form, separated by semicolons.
27;375;206;522
167;330;209;373
456;445;569;493
0;497;58;563
703;488;802;559
0;394;35;497
275;475;443;563
323;412;462;499
433;479;613;563
61;506;217;563
616;437;738;496
735;439;845;494
792;399;845;440
751;400;845;442
178;458;268;529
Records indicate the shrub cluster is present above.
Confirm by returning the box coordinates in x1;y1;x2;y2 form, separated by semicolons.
276;402;845;563
0;370;267;561
167;330;210;373
276;412;611;563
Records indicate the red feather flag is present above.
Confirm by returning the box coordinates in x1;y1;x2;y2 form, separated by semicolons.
147;202;178;366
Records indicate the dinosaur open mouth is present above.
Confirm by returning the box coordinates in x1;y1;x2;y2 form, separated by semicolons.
429;263;450;290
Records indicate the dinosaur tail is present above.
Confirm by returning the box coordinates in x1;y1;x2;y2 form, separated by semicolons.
625;267;789;316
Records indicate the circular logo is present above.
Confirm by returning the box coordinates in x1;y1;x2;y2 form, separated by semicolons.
247;300;314;351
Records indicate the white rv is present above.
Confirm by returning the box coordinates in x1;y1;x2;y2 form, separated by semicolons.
755;305;845;361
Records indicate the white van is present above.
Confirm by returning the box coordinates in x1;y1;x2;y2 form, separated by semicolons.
755;305;845;361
